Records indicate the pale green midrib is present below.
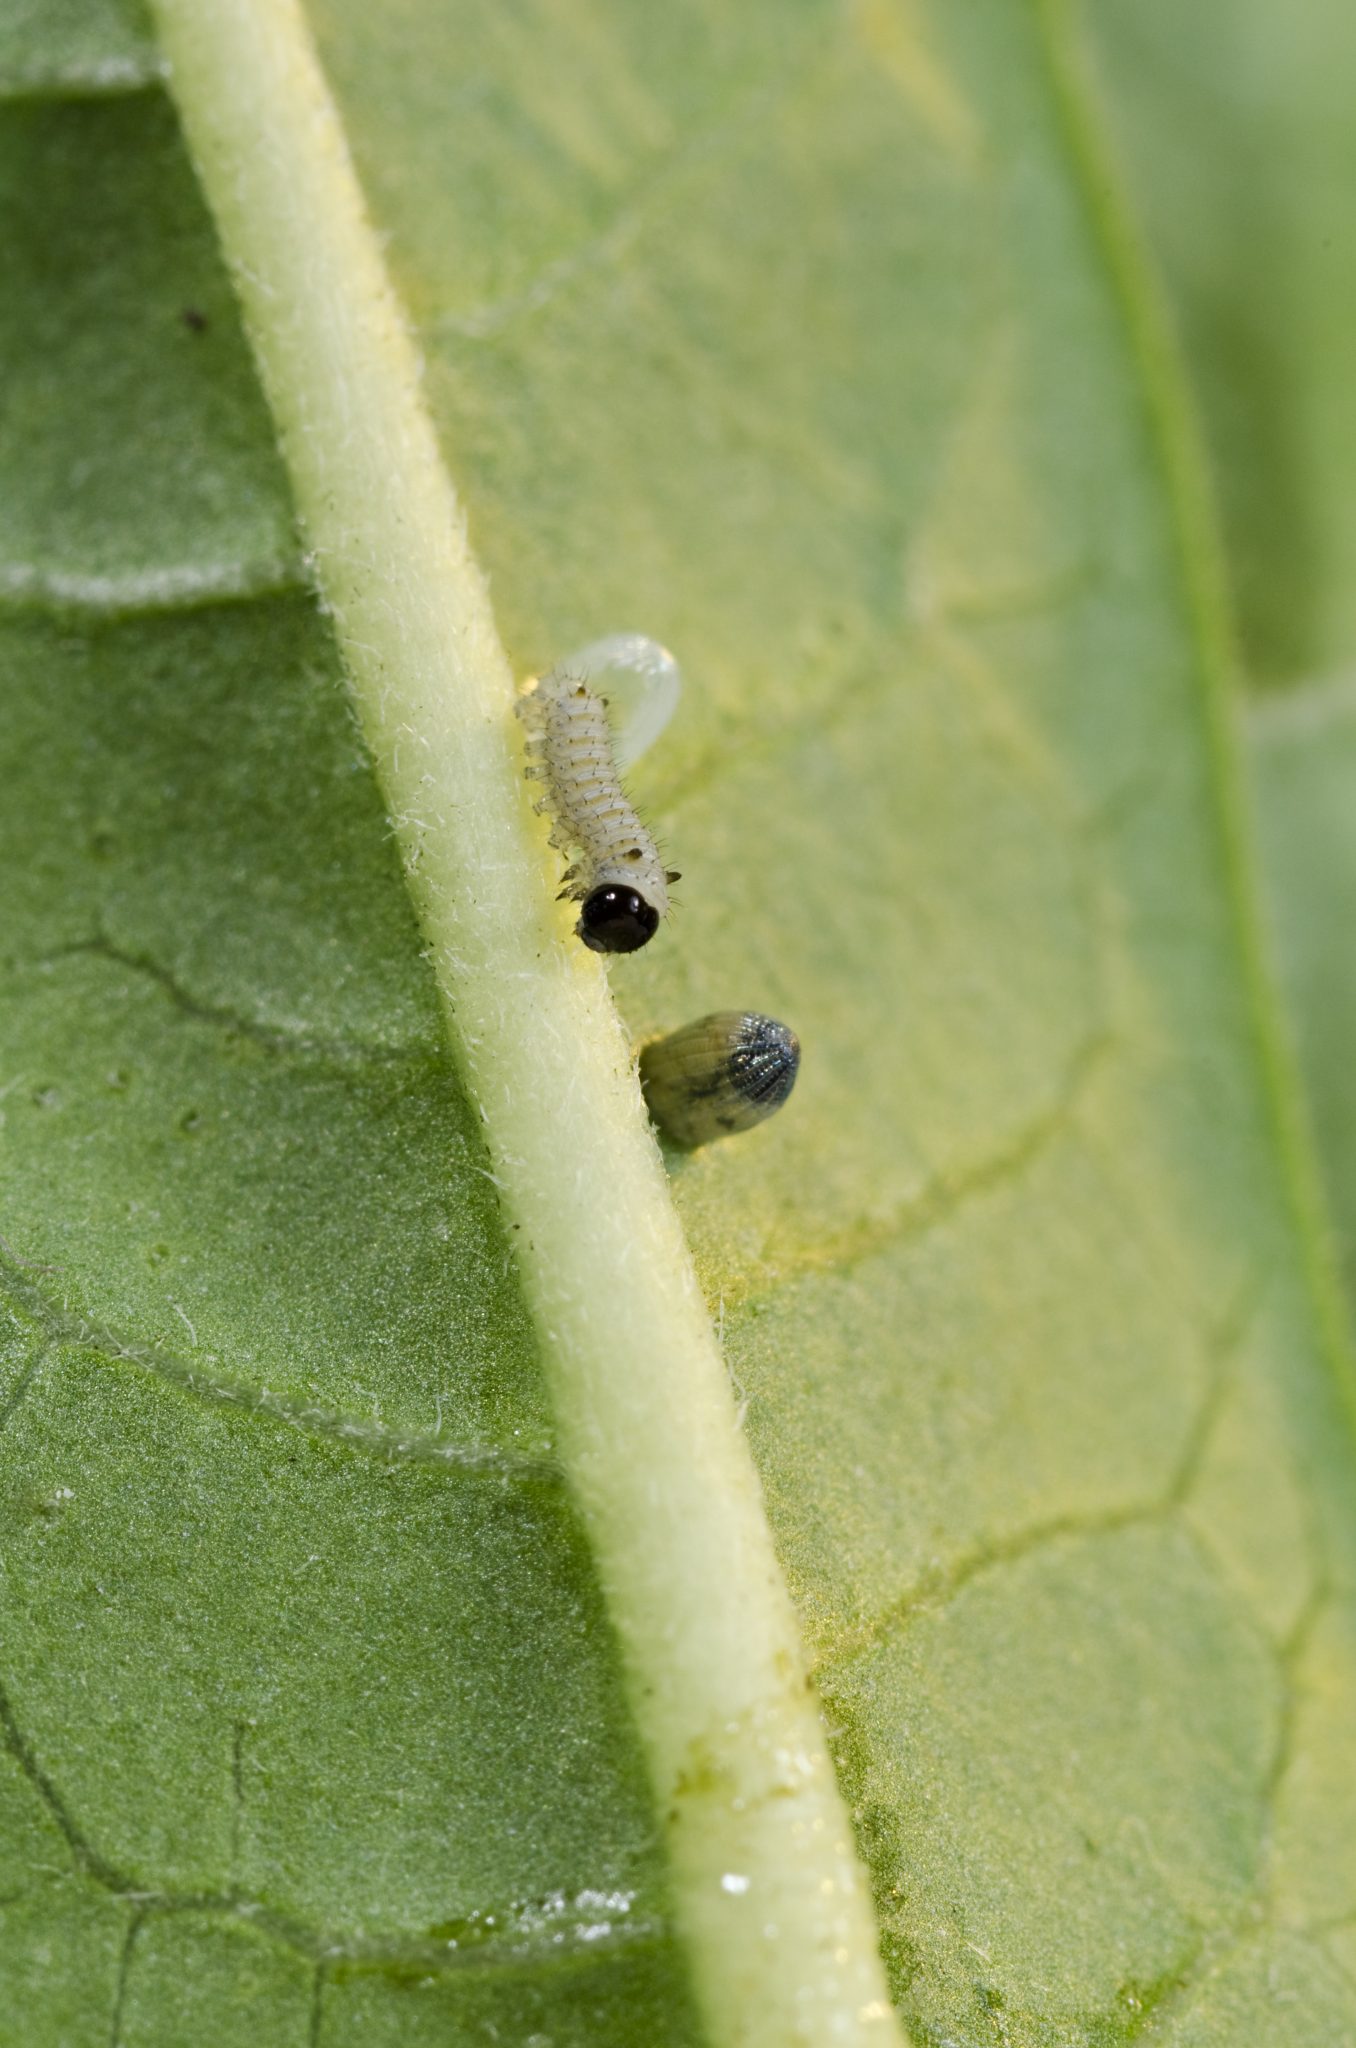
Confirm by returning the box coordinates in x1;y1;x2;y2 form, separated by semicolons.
1035;0;1356;1446
143;3;904;2043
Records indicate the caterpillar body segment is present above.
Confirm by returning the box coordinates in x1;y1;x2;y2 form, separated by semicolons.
517;669;676;954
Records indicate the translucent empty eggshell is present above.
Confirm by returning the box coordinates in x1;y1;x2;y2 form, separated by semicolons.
523;633;682;772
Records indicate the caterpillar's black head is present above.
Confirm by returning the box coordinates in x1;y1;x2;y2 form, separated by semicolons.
578;886;661;954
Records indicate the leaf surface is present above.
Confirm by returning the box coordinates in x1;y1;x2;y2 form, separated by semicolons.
1084;0;1356;1344
1085;0;1356;691
3;3;1356;2045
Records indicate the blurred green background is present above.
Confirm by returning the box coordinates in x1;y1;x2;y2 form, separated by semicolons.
1091;0;1356;1312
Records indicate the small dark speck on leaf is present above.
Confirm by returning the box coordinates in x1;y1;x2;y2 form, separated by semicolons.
181;306;208;332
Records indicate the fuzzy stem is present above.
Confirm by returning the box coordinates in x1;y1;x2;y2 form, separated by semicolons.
146;1;903;2039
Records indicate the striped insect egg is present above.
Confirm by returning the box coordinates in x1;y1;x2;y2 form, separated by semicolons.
516;659;679;954
640;1013;801;1147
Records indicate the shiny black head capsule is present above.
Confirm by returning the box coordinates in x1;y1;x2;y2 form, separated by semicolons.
577;886;661;954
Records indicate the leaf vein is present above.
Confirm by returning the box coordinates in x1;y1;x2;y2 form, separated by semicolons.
724;1028;1113;1312
107;1907;146;2048
44;932;437;1069
0;59;165;106
0;1668;663;1978
0;1259;559;1483
0;555;306;622
818;1276;1263;1671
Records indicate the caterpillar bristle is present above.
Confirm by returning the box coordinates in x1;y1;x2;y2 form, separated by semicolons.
516;666;673;956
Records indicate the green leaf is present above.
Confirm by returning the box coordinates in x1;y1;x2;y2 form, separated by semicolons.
1083;0;1356;692
4;5;1356;2048
1082;0;1356;1378
1250;687;1356;1342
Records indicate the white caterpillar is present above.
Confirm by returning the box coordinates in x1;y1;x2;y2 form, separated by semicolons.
517;663;679;954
